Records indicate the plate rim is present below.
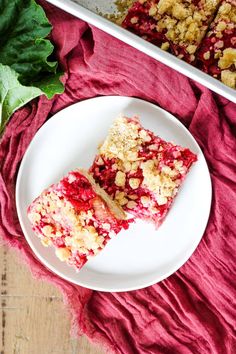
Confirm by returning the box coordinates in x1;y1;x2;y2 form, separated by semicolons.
16;95;212;292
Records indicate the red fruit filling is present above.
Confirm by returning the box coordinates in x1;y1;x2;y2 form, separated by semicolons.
90;116;197;227
197;0;236;88
27;170;129;270
122;0;220;63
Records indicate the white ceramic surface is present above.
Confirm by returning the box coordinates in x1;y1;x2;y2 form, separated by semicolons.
16;96;212;292
46;0;236;103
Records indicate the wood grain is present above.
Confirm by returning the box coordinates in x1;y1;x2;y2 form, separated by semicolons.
0;245;105;354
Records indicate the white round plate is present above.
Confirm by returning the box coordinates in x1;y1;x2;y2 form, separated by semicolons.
16;96;211;292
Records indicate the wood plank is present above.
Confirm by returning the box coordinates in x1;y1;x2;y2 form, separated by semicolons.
0;245;105;354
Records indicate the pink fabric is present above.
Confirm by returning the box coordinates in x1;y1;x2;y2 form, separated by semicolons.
1;1;236;353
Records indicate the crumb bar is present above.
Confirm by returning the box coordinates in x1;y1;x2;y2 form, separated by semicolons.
90;116;197;227
197;0;236;88
27;170;129;270
122;0;220;62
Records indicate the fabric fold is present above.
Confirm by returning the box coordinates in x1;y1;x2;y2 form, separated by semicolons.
0;1;235;353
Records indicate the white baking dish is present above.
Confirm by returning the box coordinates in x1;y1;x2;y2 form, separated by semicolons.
46;0;236;103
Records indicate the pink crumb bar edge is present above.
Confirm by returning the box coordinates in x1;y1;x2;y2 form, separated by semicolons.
27;169;130;271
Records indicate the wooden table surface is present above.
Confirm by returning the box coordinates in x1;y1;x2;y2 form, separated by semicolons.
0;245;106;354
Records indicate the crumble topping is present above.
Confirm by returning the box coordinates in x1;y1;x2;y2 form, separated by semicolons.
105;0;235;89
56;247;71;261
129;177;141;189
105;0;136;24
141;195;151;206
161;41;170;50
221;70;236;88
196;0;236;88
99;117;188;202
101;117;179;202
100;116;141;161
28;188;106;258
141;159;177;203
126;200;138;208
121;0;220;62
91;116;197;226
28;170;129;270
115;170;126;186
153;0;219;51
218;48;236;69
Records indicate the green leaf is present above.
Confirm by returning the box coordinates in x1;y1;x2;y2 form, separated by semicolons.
0;64;41;134
34;72;64;99
0;0;65;135
0;0;58;84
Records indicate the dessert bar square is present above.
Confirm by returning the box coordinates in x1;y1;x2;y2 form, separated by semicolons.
122;0;220;62
122;1;170;50
197;0;236;88
90;116;197;227
27;169;129;270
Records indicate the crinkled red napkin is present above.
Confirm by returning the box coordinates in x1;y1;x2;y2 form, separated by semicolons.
0;1;236;353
